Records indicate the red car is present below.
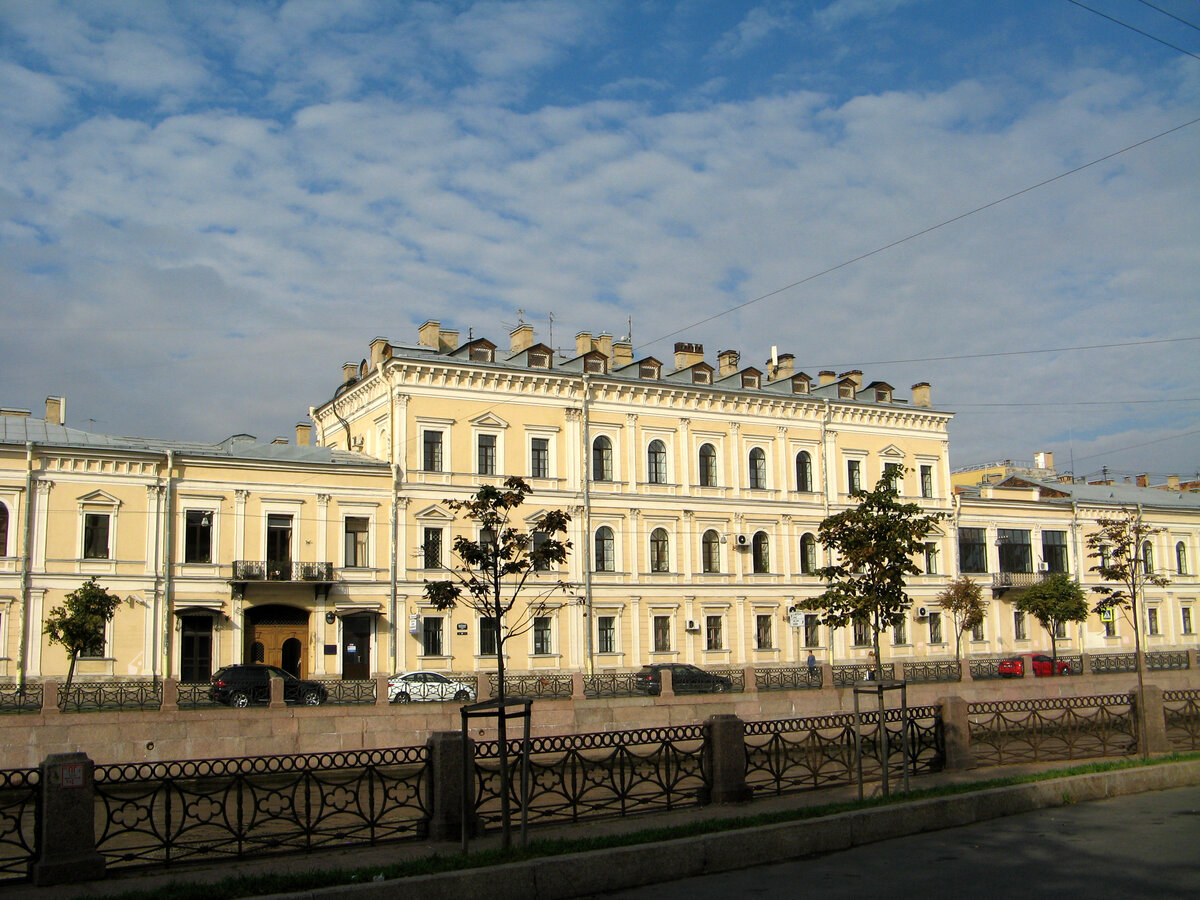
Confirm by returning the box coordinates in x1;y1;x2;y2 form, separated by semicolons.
997;653;1072;677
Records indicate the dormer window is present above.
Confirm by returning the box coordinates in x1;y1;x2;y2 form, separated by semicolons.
585;356;606;374
692;369;710;384
741;373;760;389
528;350;550;368
639;362;660;380
838;383;853;399
875;387;891;403
792;378;810;394
470;345;494;363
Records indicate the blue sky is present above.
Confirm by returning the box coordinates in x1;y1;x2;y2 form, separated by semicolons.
1;0;1198;480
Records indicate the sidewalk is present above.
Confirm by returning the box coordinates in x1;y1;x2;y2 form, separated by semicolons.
0;758;1186;900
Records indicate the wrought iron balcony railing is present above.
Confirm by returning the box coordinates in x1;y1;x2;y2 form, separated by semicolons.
231;561;334;582
991;571;1042;588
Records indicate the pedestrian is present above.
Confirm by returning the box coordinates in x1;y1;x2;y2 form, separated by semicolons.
866;650;877;681
806;650;817;674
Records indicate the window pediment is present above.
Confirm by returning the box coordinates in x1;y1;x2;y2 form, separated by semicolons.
78;490;121;508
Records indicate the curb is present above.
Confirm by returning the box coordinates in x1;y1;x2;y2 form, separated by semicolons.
254;760;1200;900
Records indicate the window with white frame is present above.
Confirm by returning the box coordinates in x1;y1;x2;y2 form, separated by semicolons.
1043;531;1068;573
701;530;721;574
653;615;671;652
1176;542;1188;576
796;451;813;492
0;501;8;556
477;433;497;475
971;621;985;642
698;443;718;486
597;615;616;653
83;512;112;560
533;616;553;655
530;437;550;479
479;617;498;656
531;530;551;571
920;464;934;499
1142;540;1155;575
752;531;770;573
592;435;613;482
1182;607;1194;635
705;615;723;650
422;617;444;656
1014;610;1028;641
422;527;442;569
804;614;820;648
647;440;667;484
748;447;767;489
594;526;615;572
78;617;109;658
923;542;938;574
1147;607;1160;636
649;528;670;573
755;614;773;650
892;615;907;645
928;612;943;644
800;533;817;575
183;509;213;564
846;459;862;493
422;429;444;472
852;614;869;647
344;516;369;568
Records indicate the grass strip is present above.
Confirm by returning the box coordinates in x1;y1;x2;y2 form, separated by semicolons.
83;752;1200;900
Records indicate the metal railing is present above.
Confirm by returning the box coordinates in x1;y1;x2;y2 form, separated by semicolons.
967;694;1136;766
176;682;222;709
991;572;1042;588
832;663;895;686
1148;651;1190;671
313;679;378;705
0;685;42;715
1163;689;1200;751
1090;653;1137;674
702;667;747;693
902;661;961;683
231;561;334;582
967;657;1009;680
59;681;162;713
0;768;38;881
93;746;428;869
583;672;643;699
755;666;823;691
492;673;574;699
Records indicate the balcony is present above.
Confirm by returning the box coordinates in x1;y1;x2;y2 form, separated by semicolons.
991;571;1042;589
232;561;334;582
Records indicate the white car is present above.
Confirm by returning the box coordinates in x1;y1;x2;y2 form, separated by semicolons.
388;671;476;704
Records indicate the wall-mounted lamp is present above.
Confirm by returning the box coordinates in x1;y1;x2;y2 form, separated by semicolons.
325;611;336;625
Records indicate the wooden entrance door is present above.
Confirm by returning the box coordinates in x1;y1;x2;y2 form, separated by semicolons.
245;605;310;677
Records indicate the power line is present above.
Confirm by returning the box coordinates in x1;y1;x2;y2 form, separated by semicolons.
1067;0;1200;60
1133;0;1200;34
1067;428;1200;463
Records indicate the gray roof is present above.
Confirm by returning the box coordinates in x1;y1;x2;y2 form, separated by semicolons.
962;475;1200;510
0;415;386;468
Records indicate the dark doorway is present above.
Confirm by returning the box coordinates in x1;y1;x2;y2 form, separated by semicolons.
342;614;372;679
179;615;213;682
280;637;303;678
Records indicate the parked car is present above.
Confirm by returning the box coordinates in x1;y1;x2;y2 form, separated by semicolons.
997;653;1073;677
388;671;476;703
633;663;733;695
209;664;328;707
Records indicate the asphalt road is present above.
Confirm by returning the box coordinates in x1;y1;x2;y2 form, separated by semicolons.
589;785;1200;900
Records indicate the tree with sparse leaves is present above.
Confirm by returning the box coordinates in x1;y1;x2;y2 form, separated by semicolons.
800;469;945;681
938;575;986;664
1012;573;1089;672
44;577;122;695
423;476;571;848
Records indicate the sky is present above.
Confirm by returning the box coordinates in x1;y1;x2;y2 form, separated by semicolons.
1;0;1198;482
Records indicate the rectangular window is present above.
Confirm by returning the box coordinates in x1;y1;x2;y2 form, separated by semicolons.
804;614;820;648
597;616;616;653
83;513;111;560
971;622;985;642
883;462;902;489
1042;531;1068;574
266;514;292;576
184;510;212;564
1014;610;1028;641
78;626;107;659
477;434;496;475
530;437;549;478
920;465;933;499
531;531;551;571
1147;608;1160;636
852;614;870;647
344;516;369;568
1104;616;1117;639
924;542;938;574
423;430;443;472
998;529;1033;574
653;615;671;652
1054;620;1066;639
179;615;213;682
958;528;987;574
892;615;907;646
533;616;552;655
1182;608;1193;635
755;614;773;650
847;459;862;493
480;527;497;557
422;617;444;656
705;615;723;651
479;617;498;656
422;528;442;569
928;612;943;644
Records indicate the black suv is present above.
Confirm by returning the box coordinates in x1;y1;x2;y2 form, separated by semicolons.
634;663;732;695
210;664;328;708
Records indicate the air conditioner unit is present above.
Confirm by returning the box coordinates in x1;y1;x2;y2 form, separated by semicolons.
734;533;750;548
685;619;700;632
916;606;928;618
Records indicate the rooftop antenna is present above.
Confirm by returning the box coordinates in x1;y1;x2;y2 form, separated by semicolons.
517;308;525;325
548;312;556;356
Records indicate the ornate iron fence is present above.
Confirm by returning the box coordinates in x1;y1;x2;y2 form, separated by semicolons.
755;666;823;691
1148;651;1190;671
473;725;706;828
176;682;222;709
0;768;39;883
491;673;574;699
1163;689;1200;751
583;672;643;699
967;694;1136;766
703;667;746;693
0;684;42;714
93;746;428;869
1090;653;1137;674
59;681;162;712
902;661;961;683
1057;654;1085;676
744;706;943;797
832;663;895;686
967;657;1008;680
313;679;378;705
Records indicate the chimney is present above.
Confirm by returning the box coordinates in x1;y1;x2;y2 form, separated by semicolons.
342;362;358;382
576;331;593;357
839;370;863;389
296;423;312;447
0;408;31;418
1034;451;1054;471
271;437;288;445
418;320;440;348
369;336;391;369
911;382;931;408
673;342;704;371
819;370;837;386
510;323;534;354
596;332;613;359
45;396;65;426
613;340;634;367
1136;474;1148;488
438;329;459;352
769;353;795;380
1167;474;1180;490
717;349;740;377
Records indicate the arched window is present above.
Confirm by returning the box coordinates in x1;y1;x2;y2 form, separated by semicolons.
701;530;721;574
647;440;667;484
594;526;615;572
0;502;8;557
698;443;717;487
752;531;770;573
800;533;817;574
749;447;767;489
1177;541;1188;576
650;528;669;572
1142;540;1155;575
796;451;812;492
592;436;613;482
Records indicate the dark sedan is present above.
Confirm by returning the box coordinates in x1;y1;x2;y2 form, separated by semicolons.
210;664;328;707
634;663;733;695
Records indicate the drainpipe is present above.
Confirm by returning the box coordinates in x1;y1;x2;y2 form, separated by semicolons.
1070;498;1085;654
819;400;832;663
161;450;175;681
17;443;35;692
390;463;400;676
581;374;595;676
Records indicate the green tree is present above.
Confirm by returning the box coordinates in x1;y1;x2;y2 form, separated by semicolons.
938;575;986;664
43;576;122;694
423;476;571;848
1012;573;1089;671
800;468;945;680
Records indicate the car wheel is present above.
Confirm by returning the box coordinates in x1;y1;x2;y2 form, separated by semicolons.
301;689;322;706
230;691;250;708
454;690;470;701
395;692;411;704
712;682;728;693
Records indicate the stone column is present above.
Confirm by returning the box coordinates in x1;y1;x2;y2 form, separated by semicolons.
659;667;674;697
375;675;391;707
701;714;752;804
41;680;60;715
269;673;285;708
161;677;179;712
29;753;105;885
571;672;585;700
1131;685;1170;755
743;666;757;693
938;696;973;770
425;732;480;840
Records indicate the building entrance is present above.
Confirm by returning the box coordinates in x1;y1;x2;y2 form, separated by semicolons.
245;605;310;677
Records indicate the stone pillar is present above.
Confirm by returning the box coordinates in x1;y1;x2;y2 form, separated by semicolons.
1022;659;1035;680
938;696;973;770
375;675;391;707
743;666;757;693
1131;685;1170;755
269;674;285;708
659;667;674;697
701;714;752;804
476;673;493;702
959;660;974;683
29;753;106;885
1081;652;1094;676
425;732;480;840
1188;649;1199;671
161;677;179;712
820;662;834;690
571;672;585;700
41;680;60;715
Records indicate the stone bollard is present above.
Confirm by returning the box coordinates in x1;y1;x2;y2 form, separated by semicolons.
1131;685;1171;755
820;662;834;690
659;667;674;698
701;714;752;804
40;680;61;715
571;672;586;700
959;660;974;683
938;696;973;770
1188;649;1200;671
269;674;285;708
743;666;757;693
161;677;179;712
1081;652;1094;676
476;673;493;702
425;732;481;841
375;675;392;707
29;752;106;885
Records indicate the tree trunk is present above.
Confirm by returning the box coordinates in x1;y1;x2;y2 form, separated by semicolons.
493;584;511;850
63;651;78;705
